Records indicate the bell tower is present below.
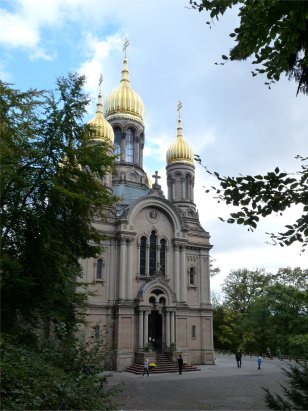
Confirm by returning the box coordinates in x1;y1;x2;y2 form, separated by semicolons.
166;101;196;213
104;39;149;194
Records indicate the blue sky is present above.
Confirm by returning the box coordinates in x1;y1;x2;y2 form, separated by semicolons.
1;0;307;292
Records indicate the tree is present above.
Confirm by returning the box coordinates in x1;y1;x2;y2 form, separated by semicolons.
195;155;308;250
213;267;308;354
0;75;117;334
0;76;119;409
189;0;308;95
190;1;308;249
264;360;308;410
222;268;272;313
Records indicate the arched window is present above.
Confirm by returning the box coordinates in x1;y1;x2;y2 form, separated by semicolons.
192;325;196;339
149;230;157;276
140;236;147;276
189;267;195;285
114;127;122;161
160;239;166;275
125;128;134;162
96;258;103;280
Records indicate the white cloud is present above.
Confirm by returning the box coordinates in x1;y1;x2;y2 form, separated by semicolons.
2;0;307;293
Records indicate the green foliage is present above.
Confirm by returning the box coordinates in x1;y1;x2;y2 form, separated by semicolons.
190;0;308;95
1;331;120;410
0;76;117;333
263;360;308;410
196;155;308;250
213;267;308;355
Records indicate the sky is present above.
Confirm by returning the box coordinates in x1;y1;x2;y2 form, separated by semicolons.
1;0;307;294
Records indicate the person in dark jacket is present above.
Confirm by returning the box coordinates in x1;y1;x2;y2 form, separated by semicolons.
235;351;242;368
177;354;184;375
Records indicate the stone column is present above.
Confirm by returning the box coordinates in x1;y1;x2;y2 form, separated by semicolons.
119;237;126;300
171;178;175;201
167;178;171;201
157;244;161;269
180;245;187;302
170;311;175;345
126;239;133;300
145;244;150;276
165;246;169;277
135;136;140;166
140;143;144;168
165;310;170;348
181;177;185;200
138;309;144;350
143;310;149;347
137;240;140;276
173;242;180;300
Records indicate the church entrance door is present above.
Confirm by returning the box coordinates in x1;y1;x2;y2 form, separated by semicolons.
148;310;162;351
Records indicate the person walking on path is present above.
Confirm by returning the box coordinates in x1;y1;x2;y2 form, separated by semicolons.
235;351;242;368
143;358;150;376
257;355;262;370
177;354;184;375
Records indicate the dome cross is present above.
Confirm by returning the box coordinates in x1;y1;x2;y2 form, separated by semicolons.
177;100;182;119
152;171;161;185
123;38;129;58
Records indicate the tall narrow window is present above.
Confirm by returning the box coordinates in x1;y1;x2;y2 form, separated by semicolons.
140;236;147;276
189;267;195;285
149;230;157;276
192;325;196;339
96;258;103;280
114;127;122;162
160;239;166;275
125;128;134;162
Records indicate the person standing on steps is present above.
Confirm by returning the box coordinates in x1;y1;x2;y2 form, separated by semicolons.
177;354;184;375
143;358;150;376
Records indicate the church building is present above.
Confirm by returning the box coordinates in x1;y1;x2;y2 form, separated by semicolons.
80;42;215;370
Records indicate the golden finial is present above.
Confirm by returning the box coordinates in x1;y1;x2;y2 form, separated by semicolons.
177;100;182;120
123;38;129;58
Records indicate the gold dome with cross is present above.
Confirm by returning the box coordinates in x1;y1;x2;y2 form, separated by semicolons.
104;39;145;124
166;101;194;165
88;75;114;142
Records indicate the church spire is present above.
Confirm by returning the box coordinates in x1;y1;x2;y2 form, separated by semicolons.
121;38;130;84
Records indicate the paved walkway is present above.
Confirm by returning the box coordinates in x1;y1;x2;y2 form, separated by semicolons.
106;354;290;410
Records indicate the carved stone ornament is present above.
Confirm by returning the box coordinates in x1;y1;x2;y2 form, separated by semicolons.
147;209;160;223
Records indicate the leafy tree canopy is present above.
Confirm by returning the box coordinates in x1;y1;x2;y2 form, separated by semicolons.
195;155;308;250
213;267;308;355
0;75;117;334
189;0;308;95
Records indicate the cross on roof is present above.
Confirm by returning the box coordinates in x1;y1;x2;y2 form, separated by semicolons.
98;74;103;94
177;100;182;119
123;38;129;58
152;171;161;185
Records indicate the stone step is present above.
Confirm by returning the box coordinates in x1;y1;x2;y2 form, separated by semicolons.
126;354;200;374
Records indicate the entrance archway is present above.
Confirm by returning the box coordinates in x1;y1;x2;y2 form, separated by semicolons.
148;310;162;351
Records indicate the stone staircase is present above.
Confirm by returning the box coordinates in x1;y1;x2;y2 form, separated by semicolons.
126;352;201;374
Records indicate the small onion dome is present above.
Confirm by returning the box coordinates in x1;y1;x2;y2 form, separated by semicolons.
166;109;194;165
88;92;114;142
146;173;153;188
104;55;144;124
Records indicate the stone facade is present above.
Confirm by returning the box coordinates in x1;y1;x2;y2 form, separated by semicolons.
80;47;214;370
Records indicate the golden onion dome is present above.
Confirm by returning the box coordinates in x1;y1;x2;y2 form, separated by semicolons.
166;102;194;166
104;41;144;124
88;91;114;142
